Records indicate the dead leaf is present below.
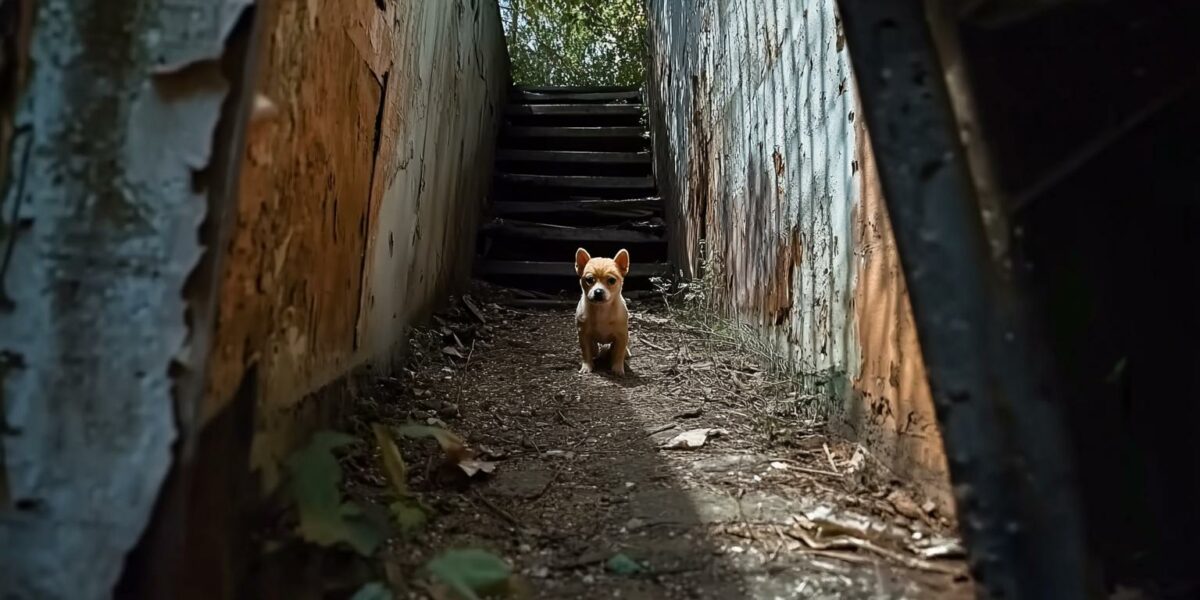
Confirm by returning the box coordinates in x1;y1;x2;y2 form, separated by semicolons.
844;447;868;474
394;423;470;463
463;295;487;324
886;490;922;517
661;428;728;450
672;406;704;419
921;500;938;515
457;459;498;478
373;424;409;497
886;489;924;520
442;346;467;360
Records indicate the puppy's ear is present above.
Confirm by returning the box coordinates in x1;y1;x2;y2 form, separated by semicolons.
575;248;592;276
614;248;630;276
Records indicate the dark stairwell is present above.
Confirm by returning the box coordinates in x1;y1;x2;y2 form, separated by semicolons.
475;84;671;296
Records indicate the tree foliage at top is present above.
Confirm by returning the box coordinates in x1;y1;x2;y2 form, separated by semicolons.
503;0;647;87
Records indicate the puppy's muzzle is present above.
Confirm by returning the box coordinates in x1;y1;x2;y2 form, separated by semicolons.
588;287;607;303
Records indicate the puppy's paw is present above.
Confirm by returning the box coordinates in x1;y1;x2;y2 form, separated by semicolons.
579;362;594;374
611;364;626;377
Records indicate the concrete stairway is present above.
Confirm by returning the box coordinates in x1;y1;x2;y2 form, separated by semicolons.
475;85;669;294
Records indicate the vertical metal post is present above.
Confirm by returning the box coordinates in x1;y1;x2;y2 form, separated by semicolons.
833;1;1097;598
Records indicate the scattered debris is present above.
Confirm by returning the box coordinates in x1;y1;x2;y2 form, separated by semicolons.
844;446;868;474
458;458;497;478
660;427;729;450
645;422;676;437
786;525;965;576
914;538;966;560
331;284;971;598
462;295;487;324
823;443;841;475
887;489;925;521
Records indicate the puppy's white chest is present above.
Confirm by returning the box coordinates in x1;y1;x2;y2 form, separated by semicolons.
577;297;627;343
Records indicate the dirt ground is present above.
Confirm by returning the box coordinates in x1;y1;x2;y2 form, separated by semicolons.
342;287;974;599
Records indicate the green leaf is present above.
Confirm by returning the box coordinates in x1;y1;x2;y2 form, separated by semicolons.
284;430;387;556
389;499;428;537
606;552;644;576
425;549;512;600
350;582;393;600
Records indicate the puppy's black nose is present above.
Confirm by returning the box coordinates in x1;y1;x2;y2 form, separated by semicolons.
589;288;606;301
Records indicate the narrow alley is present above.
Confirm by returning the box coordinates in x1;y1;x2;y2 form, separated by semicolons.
3;0;1198;599
308;290;971;599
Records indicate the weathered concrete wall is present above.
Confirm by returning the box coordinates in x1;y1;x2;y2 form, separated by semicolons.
0;0;260;597
205;0;507;488
646;0;950;503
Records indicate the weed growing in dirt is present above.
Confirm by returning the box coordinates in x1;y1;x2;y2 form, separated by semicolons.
649;243;834;431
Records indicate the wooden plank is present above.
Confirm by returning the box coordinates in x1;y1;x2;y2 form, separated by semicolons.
495;149;651;164
496;173;654;189
477;260;671;278
480;220;665;244
491;198;662;219
506;103;643;117
515;90;642;103
504;125;645;138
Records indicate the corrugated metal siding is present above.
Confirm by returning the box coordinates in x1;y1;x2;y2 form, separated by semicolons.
647;0;950;503
205;0;507;487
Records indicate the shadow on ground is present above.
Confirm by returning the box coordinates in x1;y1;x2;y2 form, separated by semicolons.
336;289;973;599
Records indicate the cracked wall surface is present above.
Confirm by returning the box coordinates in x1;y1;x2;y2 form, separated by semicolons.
646;0;950;506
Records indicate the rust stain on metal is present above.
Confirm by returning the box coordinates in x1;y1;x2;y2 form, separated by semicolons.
849;116;953;512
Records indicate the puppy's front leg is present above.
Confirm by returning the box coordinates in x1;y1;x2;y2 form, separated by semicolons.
578;330;595;373
611;332;629;377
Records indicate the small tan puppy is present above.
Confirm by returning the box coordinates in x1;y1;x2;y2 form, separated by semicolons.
575;247;631;376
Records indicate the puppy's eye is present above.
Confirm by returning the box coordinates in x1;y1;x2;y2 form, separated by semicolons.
608;277;617;285
584;275;595;284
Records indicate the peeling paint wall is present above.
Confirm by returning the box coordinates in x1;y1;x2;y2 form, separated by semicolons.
206;0;507;488
0;0;505;597
0;0;258;597
646;0;950;503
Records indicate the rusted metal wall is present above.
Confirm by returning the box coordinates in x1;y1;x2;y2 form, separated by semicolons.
206;0;507;489
0;0;261;597
646;0;950;503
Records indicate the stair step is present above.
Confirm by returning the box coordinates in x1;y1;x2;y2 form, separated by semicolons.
491;198;662;219
481;219;665;244
496;149;651;164
507;103;644;117
496;173;654;189
504;125;645;139
516;90;642;103
516;84;641;93
477;260;670;278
